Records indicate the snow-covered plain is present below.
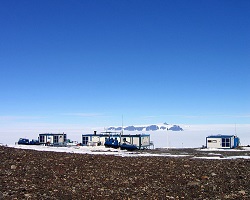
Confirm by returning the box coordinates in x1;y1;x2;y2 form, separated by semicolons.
1;124;250;148
0;123;249;159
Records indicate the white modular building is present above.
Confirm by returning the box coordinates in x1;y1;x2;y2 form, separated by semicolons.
82;131;151;149
39;133;67;146
206;135;240;149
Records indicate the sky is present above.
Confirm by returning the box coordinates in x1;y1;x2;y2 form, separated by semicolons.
0;0;249;135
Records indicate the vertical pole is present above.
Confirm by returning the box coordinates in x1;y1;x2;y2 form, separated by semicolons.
235;123;237;136
167;128;169;149
122;115;124;135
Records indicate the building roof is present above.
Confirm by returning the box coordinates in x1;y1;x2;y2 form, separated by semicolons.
39;133;66;136
82;133;150;137
206;135;235;138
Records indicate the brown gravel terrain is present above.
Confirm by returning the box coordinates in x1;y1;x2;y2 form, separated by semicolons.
0;146;250;199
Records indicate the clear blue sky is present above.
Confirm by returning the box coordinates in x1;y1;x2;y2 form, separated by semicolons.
0;0;249;127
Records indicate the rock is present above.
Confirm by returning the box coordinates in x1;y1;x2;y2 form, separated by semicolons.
187;181;200;186
24;194;32;197
10;165;17;170
239;190;246;195
201;175;209;180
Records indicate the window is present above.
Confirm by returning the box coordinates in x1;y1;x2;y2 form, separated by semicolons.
40;135;45;143
208;140;217;143
54;136;59;143
222;138;230;147
82;136;89;145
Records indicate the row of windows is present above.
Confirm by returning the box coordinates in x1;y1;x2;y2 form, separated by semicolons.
222;138;230;147
207;138;231;147
82;136;89;145
39;135;66;143
40;135;45;143
54;136;59;143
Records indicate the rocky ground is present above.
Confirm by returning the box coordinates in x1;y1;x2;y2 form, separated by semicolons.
0;145;250;199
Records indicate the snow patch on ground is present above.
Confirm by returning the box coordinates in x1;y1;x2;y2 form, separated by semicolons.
7;144;250;159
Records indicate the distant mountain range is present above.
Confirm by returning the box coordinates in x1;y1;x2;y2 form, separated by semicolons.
107;123;183;131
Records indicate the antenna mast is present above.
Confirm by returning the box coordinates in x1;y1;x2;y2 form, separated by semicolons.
235;123;237;136
122;115;124;135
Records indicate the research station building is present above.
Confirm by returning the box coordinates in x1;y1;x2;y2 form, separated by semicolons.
82;131;151;149
39;133;67;146
206;135;240;149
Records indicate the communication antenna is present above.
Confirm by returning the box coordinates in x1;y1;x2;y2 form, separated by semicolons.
167;126;169;149
235;123;237;136
119;115;124;145
121;115;124;135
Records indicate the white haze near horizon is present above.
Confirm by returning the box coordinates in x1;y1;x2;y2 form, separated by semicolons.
1;124;250;148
